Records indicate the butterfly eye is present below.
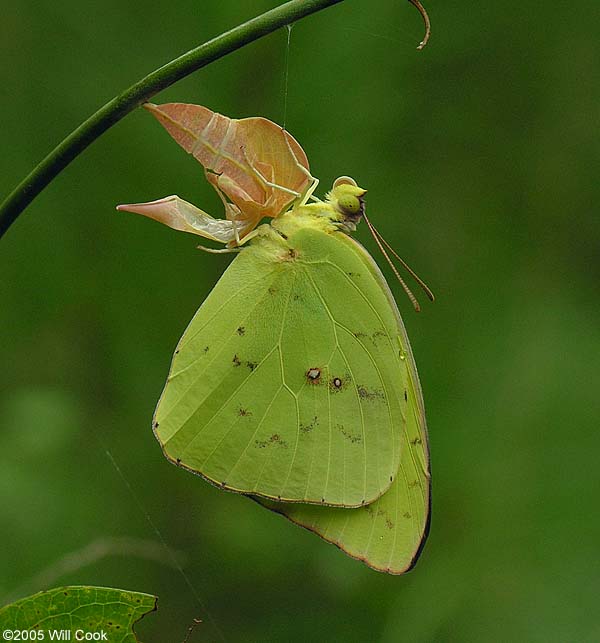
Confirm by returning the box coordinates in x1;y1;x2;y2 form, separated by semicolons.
337;194;361;215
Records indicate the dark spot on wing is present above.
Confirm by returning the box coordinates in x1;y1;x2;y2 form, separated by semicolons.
404;389;408;401
371;330;387;345
300;416;319;434
385;517;394;530
255;434;288;449
329;376;343;392
403;512;412;519
246;360;257;371
337;423;362;444
176;458;181;464
175;349;179;354
353;331;368;340
233;354;241;367
203;346;209;353
357;385;385;402
153;422;159;429
238;408;252;417
268;286;277;295
287;248;298;259
306;367;322;383
347;271;361;278
236;326;245;336
410;437;422;445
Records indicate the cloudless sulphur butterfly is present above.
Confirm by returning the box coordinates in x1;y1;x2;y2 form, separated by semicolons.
118;103;431;573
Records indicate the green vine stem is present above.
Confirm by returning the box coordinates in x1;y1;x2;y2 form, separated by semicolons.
0;0;429;239
0;0;343;239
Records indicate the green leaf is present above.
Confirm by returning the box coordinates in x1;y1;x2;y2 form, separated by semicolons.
0;586;157;642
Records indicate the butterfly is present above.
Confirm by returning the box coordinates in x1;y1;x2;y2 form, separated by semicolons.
118;103;432;573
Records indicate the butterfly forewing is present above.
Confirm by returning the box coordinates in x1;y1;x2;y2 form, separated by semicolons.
153;229;402;507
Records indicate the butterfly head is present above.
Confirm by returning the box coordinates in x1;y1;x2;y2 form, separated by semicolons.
327;176;367;230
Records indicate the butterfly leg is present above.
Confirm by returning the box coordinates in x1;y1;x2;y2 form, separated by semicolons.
241;145;303;199
204;169;250;246
197;223;262;253
241;143;321;210
302;176;320;205
279;129;321;205
196;244;241;254
206;169;245;219
293;167;319;205
232;219;242;245
196;214;245;252
237;227;263;246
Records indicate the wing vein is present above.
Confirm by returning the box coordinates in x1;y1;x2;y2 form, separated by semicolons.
304;270;364;505
177;268;278;354
161;275;281;428
172;344;278;456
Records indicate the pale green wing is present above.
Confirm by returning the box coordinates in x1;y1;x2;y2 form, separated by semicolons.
153;228;403;507
257;233;431;574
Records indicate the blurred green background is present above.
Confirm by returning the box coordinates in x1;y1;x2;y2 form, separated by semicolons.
1;1;599;641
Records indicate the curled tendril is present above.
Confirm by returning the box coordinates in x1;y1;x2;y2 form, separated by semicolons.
408;0;431;50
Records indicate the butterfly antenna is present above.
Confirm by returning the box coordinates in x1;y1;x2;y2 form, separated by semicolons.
367;216;435;302
363;212;422;312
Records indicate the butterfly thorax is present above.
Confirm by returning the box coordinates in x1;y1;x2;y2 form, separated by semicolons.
248;180;367;261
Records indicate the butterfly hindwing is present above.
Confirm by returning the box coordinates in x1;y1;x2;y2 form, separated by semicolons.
257;234;431;574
